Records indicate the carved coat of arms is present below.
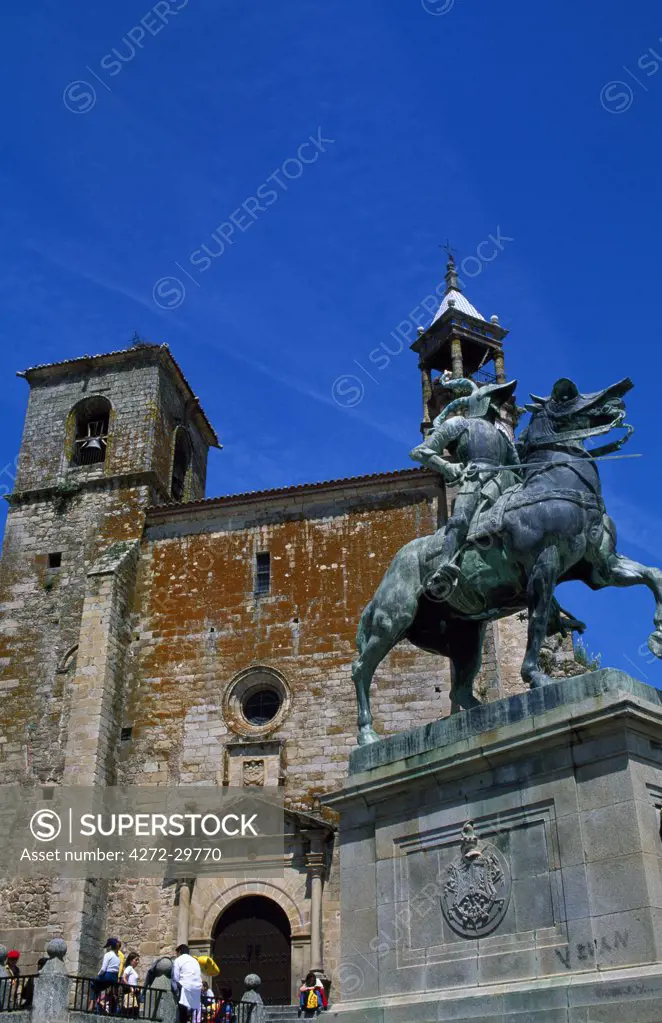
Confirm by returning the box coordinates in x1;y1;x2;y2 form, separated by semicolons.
242;759;265;786
441;821;511;937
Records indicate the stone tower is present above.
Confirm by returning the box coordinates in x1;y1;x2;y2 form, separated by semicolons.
0;343;219;971
411;254;512;434
0;342;218;785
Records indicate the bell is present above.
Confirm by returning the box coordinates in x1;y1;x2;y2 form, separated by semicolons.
81;437;104;452
79;436;106;464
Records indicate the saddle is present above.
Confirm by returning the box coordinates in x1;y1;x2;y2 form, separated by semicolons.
466;486;604;544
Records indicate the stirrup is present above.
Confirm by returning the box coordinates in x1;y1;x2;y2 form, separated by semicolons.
428;563;460;598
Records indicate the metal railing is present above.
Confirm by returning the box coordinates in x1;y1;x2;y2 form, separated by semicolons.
204;1001;255;1023
472;367;498;385
0;975;36;1011
69;977;163;1019
67;981;255;1022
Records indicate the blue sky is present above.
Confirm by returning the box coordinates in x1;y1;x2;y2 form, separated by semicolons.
2;0;662;684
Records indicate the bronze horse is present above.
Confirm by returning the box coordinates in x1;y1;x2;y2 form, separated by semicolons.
352;378;662;745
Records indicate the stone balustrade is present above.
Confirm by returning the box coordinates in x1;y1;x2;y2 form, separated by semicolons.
0;940;259;1023
0;939;174;1023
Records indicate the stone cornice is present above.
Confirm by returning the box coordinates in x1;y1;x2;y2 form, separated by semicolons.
144;467;444;537
324;670;662;809
6;469;171;507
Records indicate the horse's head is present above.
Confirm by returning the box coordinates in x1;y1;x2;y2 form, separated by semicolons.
523;377;633;449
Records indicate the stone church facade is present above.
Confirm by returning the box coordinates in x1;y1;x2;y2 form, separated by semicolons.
0;266;533;1002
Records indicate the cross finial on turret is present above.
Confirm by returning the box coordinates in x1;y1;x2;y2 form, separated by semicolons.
442;239;457;261
440;241;461;294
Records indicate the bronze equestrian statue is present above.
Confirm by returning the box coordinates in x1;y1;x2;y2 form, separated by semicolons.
352;376;661;745
410;376;519;598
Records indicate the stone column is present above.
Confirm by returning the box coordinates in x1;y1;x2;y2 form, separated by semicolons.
290;937;310;1004
451;337;463;378
176;879;194;946
420;367;433;434
494;349;506;383
305;835;326;972
53;540;140;973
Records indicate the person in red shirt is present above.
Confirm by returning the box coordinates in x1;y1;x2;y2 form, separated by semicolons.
5;952;20;979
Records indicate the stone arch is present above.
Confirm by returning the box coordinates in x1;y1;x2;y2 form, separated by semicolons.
195;879;308;940
170;426;193;501
67;395;113;466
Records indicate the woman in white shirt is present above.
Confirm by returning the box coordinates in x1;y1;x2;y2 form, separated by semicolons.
122;953;141;1018
93;937;121;1014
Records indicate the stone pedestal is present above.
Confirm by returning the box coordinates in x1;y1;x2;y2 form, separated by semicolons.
32;938;69;1023
323;670;662;1023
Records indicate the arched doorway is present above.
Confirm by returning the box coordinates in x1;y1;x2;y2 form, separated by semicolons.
212;896;292;1005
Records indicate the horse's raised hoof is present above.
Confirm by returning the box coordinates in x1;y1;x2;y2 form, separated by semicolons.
560;615;586;636
528;671;553;688
450;692;481;712
648;631;662;659
357;726;380;746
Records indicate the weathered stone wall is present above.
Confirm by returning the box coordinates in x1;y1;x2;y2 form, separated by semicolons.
104;878;177;961
0;880;51;931
153;362;209;503
494;613;531;697
0;485;151;970
51;541;141;973
119;474;452;799
0;484;150;785
0;349;213;968
97;473;454;982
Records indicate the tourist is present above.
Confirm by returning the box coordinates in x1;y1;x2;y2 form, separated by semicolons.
122;952;140;1018
92;937;121;1015
117;941;126;982
172;944;203;1023
3;951;20;1010
21;958;47;1008
298;973;327;1018
5;952;20;979
200;981;216;1021
213;987;234;1023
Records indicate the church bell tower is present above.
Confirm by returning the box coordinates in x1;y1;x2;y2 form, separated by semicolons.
411;254;511;434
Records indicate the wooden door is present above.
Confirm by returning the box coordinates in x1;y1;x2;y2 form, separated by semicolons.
212;896;292;1005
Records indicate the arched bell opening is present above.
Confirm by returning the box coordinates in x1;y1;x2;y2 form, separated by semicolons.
69;396;112;466
170;426;193;502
